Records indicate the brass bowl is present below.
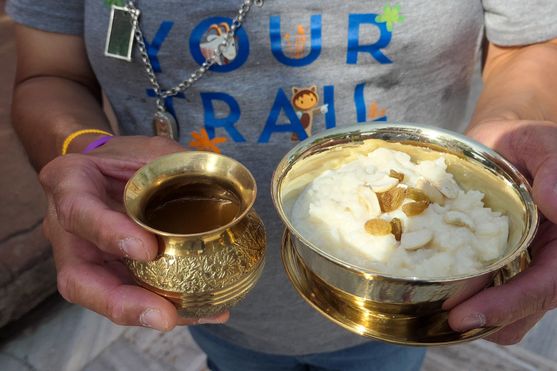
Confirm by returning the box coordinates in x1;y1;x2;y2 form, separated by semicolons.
271;123;538;345
124;152;266;318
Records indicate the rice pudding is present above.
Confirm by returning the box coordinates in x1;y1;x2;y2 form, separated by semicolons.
291;147;509;278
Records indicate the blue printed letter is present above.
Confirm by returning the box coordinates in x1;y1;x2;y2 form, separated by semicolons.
270;15;322;67
258;89;307;143
200;92;245;142
353;83;388;123
347;14;392;65
144;21;174;73
323;85;336;129
354;83;367;123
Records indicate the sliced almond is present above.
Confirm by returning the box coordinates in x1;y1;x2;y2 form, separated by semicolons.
405;187;430;202
402;201;430;217
367;175;399;193
444;211;475;231
389;169;405;182
433;178;460;199
364;218;392;236
377;186;406;212
400;230;433;250
390;218;403;241
357;186;381;217
416;177;445;205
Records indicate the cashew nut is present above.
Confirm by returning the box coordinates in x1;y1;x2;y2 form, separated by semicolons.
400;229;434;250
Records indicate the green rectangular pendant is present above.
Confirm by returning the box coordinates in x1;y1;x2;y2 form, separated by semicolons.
104;5;137;61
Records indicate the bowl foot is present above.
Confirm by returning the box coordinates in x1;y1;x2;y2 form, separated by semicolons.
281;231;499;346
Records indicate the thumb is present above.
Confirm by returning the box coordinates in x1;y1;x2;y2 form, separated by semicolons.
448;247;557;333
531;154;557;224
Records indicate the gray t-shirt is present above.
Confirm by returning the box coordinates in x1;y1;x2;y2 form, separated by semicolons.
7;0;557;355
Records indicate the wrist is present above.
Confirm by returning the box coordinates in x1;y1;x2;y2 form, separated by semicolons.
82;135;113;154
62;130;113;155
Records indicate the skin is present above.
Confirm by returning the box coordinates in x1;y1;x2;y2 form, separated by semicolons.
450;39;557;344
12;26;229;331
11;22;557;341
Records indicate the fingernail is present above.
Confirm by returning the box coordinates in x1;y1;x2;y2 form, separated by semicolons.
197;316;227;325
458;313;486;332
140;308;167;331
119;237;147;260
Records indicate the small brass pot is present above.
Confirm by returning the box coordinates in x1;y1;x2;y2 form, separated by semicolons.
124;152;266;318
272;123;538;345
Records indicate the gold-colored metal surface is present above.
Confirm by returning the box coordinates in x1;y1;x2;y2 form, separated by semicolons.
124;152;266;318
271;123;539;345
282;230;501;345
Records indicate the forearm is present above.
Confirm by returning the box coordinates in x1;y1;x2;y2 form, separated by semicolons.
12;76;111;170
469;40;557;129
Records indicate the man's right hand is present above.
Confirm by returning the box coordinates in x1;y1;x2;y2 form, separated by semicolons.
39;135;229;331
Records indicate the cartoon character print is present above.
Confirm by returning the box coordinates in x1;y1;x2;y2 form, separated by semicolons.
200;23;237;65
290;86;328;140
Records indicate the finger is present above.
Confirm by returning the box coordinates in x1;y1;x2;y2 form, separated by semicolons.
483;312;545;345
529;220;557;259
467;121;557;223
94;138;187;204
47;215;177;330
499;121;557;223
41;156;159;261
91;135;186;167
177;311;230;326
468;121;555;176
50;217;227;330
448;241;557;332
59;263;181;331
105;178;127;202
532;154;557;224
55;190;158;260
44;203;105;263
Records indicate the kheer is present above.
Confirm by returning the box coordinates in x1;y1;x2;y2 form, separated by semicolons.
291;148;509;278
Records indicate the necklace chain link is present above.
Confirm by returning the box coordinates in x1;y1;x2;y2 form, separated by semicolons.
126;0;262;112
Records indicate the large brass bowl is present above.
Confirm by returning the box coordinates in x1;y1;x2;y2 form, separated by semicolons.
271;123;538;345
124;152;266;318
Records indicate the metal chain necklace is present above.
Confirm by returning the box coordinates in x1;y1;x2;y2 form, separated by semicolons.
125;0;264;139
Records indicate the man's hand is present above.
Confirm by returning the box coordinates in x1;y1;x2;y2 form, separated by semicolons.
39;136;229;331
448;120;557;344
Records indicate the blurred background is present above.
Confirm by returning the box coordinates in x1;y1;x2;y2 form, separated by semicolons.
0;1;556;370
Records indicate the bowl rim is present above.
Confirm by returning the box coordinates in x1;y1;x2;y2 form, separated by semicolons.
124;151;258;238
271;122;539;283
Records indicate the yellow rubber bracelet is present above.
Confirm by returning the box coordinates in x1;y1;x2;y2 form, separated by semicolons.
61;129;113;155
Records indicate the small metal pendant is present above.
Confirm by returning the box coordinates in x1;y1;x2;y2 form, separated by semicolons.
105;5;138;61
153;111;178;140
200;23;238;66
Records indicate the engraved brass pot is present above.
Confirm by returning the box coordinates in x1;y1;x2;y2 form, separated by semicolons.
271;123;538;345
124;152;265;318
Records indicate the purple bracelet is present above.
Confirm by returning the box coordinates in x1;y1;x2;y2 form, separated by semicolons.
82;135;113;154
